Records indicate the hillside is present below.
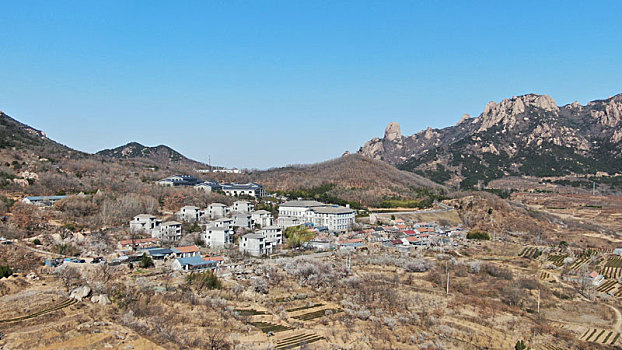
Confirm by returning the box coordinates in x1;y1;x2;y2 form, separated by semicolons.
249;154;444;206
96;142;203;167
358;93;622;189
0;111;86;159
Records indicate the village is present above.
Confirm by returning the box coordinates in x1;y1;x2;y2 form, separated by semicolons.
4;174;622;349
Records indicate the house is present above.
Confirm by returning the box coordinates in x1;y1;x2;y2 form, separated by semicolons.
156;221;182;242
140;247;174;259
277;200;355;232
614;248;622;256
172;255;218;272
214;217;234;229
231;200;254;213
207;203;230;219
589;271;605;286
172;245;201;258
177;206;202;222
239;234;266;256
221;183;266;198
260;226;283;245
260;226;283;252
203;227;233;248
118;237;161;250
232;214;254;229
205;255;226;267
130;214;161;234
22;195;67;206
156;175;202;187
251;210;273;227
194;181;222;192
303;240;333;250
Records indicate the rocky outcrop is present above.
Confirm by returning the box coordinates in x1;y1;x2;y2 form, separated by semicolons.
358;93;622;187
70;286;92;302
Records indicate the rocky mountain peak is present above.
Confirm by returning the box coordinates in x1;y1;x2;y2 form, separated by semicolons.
384;122;402;142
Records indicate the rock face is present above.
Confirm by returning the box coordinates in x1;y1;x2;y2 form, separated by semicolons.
70;286;92;302
91;294;111;305
357;93;622;188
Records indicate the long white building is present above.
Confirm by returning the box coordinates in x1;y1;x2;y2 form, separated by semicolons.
277;200;355;232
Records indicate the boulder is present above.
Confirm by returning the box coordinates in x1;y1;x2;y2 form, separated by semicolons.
70;285;92;301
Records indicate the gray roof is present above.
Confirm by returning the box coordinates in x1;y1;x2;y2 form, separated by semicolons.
252;210;271;215
209;203;227;207
280;200;325;208
162;221;182;226
243;234;265;239
134;214;156;219
312;206;354;214
261;225;282;230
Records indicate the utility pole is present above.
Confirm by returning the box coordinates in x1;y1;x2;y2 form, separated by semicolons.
593;181;596;196
537;289;540;313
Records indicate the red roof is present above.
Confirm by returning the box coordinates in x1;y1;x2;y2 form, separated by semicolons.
406;236;420;242
391;239;404;245
589;271;599;278
396;224;408;229
418;227;434;232
403;230;417;235
205;256;224;262
175;245;200;253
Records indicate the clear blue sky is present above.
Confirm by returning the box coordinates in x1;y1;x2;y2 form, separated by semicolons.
1;1;621;169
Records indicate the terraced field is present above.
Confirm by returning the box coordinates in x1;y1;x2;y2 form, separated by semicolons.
292;308;342;321
0;298;77;324
539;271;552;281
249;321;292;333
579;328;620;345
547;255;567;267
234;309;267;316
601;257;622;278
519;246;541;259
286;303;324;313
275;333;324;350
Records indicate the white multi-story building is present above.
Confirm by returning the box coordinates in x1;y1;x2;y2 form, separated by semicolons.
207;203;230;219
232;214;254;229
203;227;233;248
260;226;283;251
221;183;266;198
251;210;273;227
177;205;202;222
130;214;161;234
156;221;183;242
277;200;355;232
230;200;254;213
239;234;266;256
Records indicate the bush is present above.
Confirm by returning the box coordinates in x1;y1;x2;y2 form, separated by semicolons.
140;254;154;268
186;270;221;290
0;265;12;278
54;243;80;256
467;230;490;240
33;238;42;245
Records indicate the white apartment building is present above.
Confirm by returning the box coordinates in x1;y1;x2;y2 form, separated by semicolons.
277;200;355;232
156;221;183;242
251;210;274;228
239;234;266;256
177;205;202;222
130;214;161;234
203;227;233;248
230;200;254;213
207;203;230;220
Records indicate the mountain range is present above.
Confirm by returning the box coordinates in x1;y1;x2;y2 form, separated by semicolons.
358;93;622;188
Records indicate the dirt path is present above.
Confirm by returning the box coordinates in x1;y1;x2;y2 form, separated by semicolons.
607;304;622;332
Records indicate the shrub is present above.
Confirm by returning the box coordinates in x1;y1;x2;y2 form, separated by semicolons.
33;238;42;245
54;243;80;256
467;230;490;240
186;270;221;290
0;265;12;278
139;254;154;268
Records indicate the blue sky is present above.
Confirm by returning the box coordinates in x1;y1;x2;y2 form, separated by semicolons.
1;1;621;169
